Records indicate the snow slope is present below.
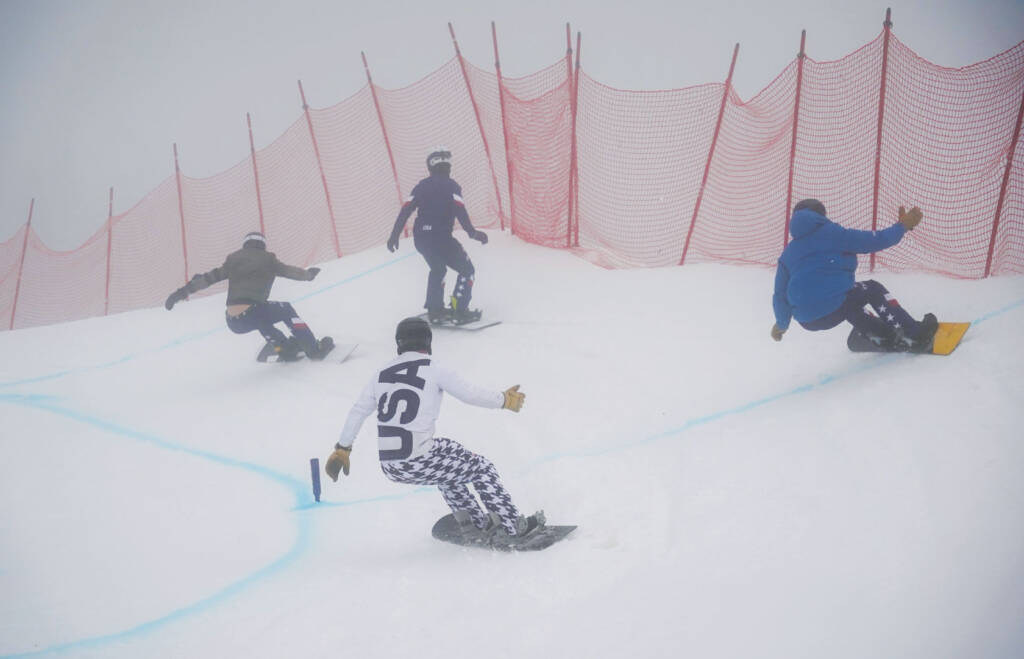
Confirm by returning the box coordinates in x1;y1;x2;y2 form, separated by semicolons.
2;233;1023;659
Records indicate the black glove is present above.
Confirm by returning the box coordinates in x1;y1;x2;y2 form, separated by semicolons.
387;234;400;252
471;230;488;245
307;267;320;280
164;287;188;310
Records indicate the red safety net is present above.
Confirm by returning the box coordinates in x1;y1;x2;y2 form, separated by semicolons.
3;28;1022;331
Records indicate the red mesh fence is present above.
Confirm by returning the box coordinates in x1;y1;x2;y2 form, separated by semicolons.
309;87;401;256
3;27;1022;330
107;177;186;315
501;59;574;247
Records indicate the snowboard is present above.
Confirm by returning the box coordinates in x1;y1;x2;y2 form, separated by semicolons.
847;322;969;355
258;341;358;364
416;312;501;332
431;513;576;552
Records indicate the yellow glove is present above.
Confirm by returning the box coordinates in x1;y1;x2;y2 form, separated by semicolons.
898;205;923;231
771;324;786;342
502;385;525;412
325;445;352;481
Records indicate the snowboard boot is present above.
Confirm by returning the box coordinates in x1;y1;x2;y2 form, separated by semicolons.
308;336;335;361
909;313;939;353
277;336;303;362
488;511;546;550
427;307;451;326
451;307;482;325
257;337;301;362
452;509;494;547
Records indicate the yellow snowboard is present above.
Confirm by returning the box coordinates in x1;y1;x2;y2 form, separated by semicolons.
931;322;970;355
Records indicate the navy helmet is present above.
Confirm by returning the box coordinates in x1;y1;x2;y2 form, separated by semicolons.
396;316;432;354
793;199;827;217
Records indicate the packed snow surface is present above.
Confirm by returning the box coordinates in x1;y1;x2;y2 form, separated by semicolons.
2;233;1023;658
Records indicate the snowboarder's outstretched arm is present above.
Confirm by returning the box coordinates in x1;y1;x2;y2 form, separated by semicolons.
164;264;228;310
835;206;922;254
388;195;419;252
771;260;791;340
453;184;487;245
436;366;524;411
273;256;319;282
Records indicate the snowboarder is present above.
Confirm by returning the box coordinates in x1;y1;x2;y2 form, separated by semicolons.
386;147;488;325
164;231;333;361
324;316;542;545
770;199;938;351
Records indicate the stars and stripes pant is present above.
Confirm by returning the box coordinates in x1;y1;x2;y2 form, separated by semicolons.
380;437;519;534
225;301;318;354
801;279;922;338
414;235;474;312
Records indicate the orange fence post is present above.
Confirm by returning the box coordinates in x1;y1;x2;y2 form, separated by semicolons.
492;21;517;236
869;9;894;272
572;30;582;247
299;80;342;258
105;187;113;316
985;83;1024;276
173;144;189;284
9;199;33;330
449;23;506;231
680;44;740;266
564;23;575;248
784;30;807;247
247;113;267;236
362;51;405;237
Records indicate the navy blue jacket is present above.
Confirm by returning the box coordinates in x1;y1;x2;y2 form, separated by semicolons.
772;209;906;328
390;173;475;243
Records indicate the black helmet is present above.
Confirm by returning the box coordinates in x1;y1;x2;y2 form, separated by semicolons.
243;231;267;249
793;199;826;217
426;147;452;175
396;317;432;354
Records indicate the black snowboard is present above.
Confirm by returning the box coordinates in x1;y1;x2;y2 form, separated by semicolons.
416;312;501;332
431;514;576;552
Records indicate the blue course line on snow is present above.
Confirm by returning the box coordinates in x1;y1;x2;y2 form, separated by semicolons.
0;395;315;659
0;253;414;391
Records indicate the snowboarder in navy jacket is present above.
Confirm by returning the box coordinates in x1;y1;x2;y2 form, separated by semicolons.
771;199;938;351
387;148;488;325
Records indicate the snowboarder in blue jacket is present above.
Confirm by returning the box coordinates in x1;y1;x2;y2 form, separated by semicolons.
771;199;938;351
387;147;488;325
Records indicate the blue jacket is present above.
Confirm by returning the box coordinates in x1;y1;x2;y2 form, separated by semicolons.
772;209;906;328
390;173;475;243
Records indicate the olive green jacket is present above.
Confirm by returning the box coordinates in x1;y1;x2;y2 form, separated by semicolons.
185;246;313;305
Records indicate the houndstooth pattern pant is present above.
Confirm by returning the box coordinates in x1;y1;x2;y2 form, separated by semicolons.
380;437;519;534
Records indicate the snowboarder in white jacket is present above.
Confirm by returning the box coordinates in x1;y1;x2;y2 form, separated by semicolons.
325;317;540;542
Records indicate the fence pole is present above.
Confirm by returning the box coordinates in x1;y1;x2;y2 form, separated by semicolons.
492;21;517;236
173;144;190;284
105;187;113;316
984;82;1024;277
564;23;575;248
680;43;739;266
448;23;507;231
362;51;406;236
9;199;33;330
784;30;807;248
299;80;342;258
572;31;582;247
246;113;267;236
869;8;893;272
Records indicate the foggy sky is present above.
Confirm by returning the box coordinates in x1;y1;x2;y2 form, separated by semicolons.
1;0;1021;249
